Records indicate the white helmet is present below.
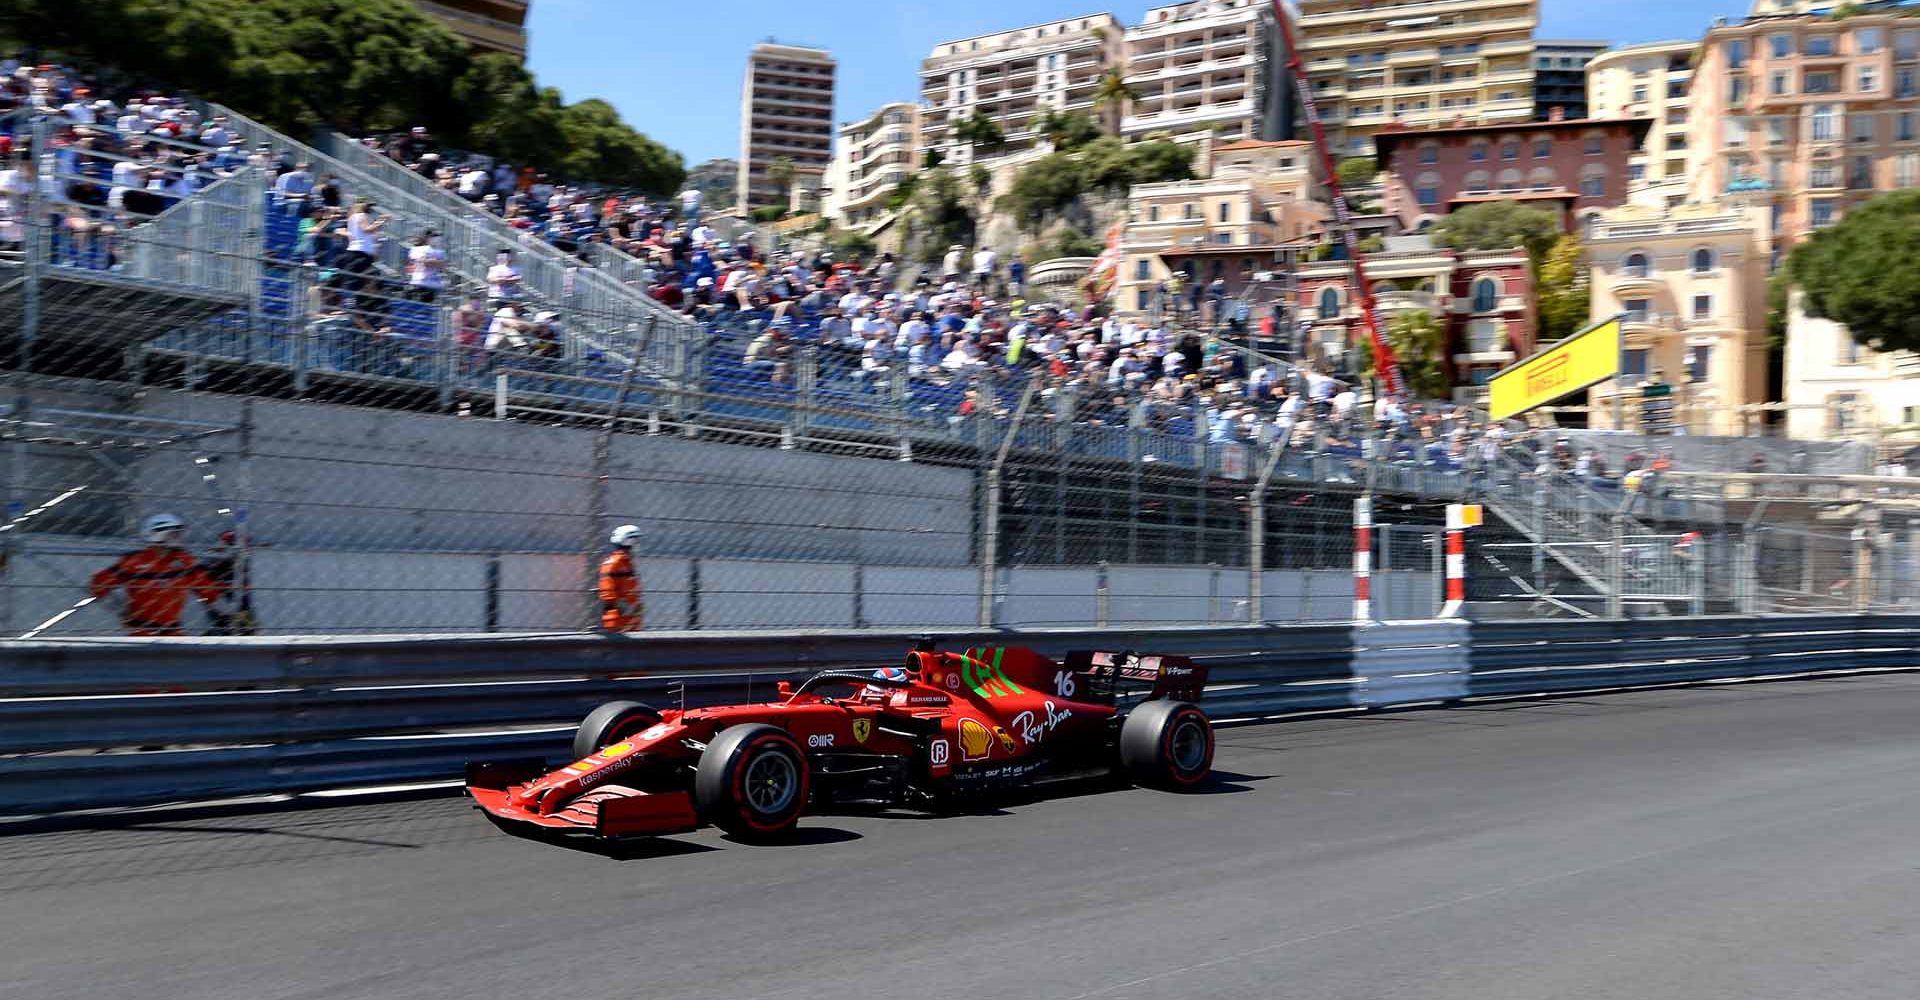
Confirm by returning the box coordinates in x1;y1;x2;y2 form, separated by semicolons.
144;513;186;544
609;524;642;548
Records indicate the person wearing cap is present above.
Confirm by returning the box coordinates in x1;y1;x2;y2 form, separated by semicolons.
89;514;226;637
942;244;965;282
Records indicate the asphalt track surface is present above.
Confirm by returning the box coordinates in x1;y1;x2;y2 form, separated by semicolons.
7;674;1920;1000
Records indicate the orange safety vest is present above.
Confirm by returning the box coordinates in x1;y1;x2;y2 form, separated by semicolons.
89;546;224;637
598;548;642;632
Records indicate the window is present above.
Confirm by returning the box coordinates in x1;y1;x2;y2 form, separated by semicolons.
1501;141;1519;160
1623;347;1651;384
1770;203;1785;234
1629;162;1647;181
1469;143;1488;162
1812;104;1837;141
1317;286;1340;319
1471;278;1499;313
1728;39;1748;68
1805;70;1838;94
1805;35;1835;57
1851;154;1874;188
1464;169;1491;192
1214;233;1234;245
1218;202;1230;222
1416;185;1440;206
1580;174;1605;197
1136;289;1151;311
1624;252;1651;278
1135;259;1151;280
1860;28;1884;54
1772;71;1790;96
1768;118;1788;146
1830;392;1859;435
1901;29;1920;60
1184;203;1198;219
1632;84;1649;102
1724;117;1747;148
1692;248;1714;273
1688;345;1711;383
1729;76;1748;103
1692;294;1712;320
1534;137;1550;158
1811;198;1837;228
1899;153;1919;188
1902;112;1916;142
1418;142;1439;164
1853;114;1876;144
1149;205;1161;222
1812;162;1836;187
1497;168;1523;190
1584;132;1603;155
1528;167;1556;190
1771;33;1793;58
1860;65;1880;93
1902;68;1920;99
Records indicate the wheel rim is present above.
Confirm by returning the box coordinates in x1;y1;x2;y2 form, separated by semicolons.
744;748;799;815
1170;718;1208;773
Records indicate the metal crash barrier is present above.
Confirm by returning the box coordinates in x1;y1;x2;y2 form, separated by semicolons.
2;616;1914;815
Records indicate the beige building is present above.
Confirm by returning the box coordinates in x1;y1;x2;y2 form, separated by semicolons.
1297;0;1538;157
919;14;1127;167
1685;4;1920;259
738;43;837;211
1582;200;1770;434
1115;140;1326;317
415;0;528;59
1586;40;1695;204
823;102;921;229
1123;0;1296;145
1782;291;1920;442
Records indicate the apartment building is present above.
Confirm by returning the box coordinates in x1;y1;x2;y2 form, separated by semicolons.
414;0;529;59
1114;140;1327;318
738;43;837;211
1532;39;1607;119
1372;114;1651;229
919;15;1126;167
1585;40;1695;202
823;103;921;229
1582;201;1770;434
1295;236;1535;392
1783;291;1920;442
1123;0;1296;145
1296;0;1539;157
1685;4;1920;258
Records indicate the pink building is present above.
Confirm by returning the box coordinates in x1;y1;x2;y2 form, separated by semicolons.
1295;241;1535;399
1372;114;1653;230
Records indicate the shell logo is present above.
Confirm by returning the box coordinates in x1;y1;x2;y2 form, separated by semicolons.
957;718;994;760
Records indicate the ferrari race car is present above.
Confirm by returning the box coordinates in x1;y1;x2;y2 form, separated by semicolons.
467;644;1214;842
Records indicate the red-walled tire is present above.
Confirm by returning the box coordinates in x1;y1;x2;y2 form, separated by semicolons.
695;724;810;841
572;701;661;762
1119;700;1214;789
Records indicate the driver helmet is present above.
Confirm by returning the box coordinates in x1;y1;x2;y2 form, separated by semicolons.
144;513;186;546
863;666;909;697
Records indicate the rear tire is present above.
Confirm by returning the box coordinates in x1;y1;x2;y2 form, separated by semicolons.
572;700;661;761
1119;700;1213;788
694;724;810;841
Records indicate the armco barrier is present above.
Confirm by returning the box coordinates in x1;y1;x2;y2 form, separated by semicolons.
2;616;1914;815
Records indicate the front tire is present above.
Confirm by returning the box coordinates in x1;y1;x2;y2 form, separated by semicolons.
694;724;810;840
1119;700;1214;788
572;700;661;761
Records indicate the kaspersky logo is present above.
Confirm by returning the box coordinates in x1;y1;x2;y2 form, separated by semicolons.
959;647;1025;699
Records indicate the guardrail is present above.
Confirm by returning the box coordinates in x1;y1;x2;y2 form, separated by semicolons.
3;615;1912;816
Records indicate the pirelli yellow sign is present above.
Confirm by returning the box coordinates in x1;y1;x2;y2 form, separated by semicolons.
1487;316;1622;421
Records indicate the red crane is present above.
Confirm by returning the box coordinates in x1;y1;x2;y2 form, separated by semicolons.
1268;0;1408;401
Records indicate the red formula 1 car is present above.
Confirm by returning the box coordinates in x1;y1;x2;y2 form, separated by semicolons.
467;644;1214;842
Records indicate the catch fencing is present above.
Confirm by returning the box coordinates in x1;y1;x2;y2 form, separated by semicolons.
3;614;1914;815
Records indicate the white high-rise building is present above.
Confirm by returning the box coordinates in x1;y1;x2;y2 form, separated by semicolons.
918;14;1127;166
1123;0;1298;145
823;102;922;229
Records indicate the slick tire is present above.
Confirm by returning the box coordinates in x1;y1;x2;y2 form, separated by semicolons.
694;724;810;841
1118;700;1214;789
572;700;661;762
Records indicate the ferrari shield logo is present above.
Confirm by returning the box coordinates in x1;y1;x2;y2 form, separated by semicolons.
851;719;872;744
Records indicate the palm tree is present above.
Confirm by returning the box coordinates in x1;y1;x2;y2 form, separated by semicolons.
1035;108;1099;151
952;110;1006;161
1093;68;1138;134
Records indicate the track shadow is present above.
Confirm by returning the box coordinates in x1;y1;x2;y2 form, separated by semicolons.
720;825;863;847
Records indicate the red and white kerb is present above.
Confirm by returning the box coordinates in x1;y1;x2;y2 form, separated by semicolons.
1442;503;1468;617
1353;495;1373;622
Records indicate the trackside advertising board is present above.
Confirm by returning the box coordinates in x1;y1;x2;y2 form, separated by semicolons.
1487;316;1623;421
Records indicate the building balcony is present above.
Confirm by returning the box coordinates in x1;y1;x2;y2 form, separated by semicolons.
1607;270;1662;293
1298;0;1501;29
1375;289;1441;313
1127;8;1259;40
1123;99;1253;132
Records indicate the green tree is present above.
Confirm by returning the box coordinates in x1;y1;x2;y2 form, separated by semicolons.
1335;156;1378;188
903;167;977;262
1041;223;1105;259
1080;137;1194;191
1787;190;1920;354
766;156;797;207
952;110;1006;160
1093;68;1138;126
556;98;684;194
969;164;994;205
823;227;877;260
1431;200;1562;259
1358;310;1450;399
996;153;1088;233
1534;233;1591;345
1035;109;1101;152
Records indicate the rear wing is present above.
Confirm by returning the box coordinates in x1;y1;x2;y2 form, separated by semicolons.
1063;650;1207;703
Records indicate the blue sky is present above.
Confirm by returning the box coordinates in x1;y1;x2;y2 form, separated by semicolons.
527;0;1739;166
